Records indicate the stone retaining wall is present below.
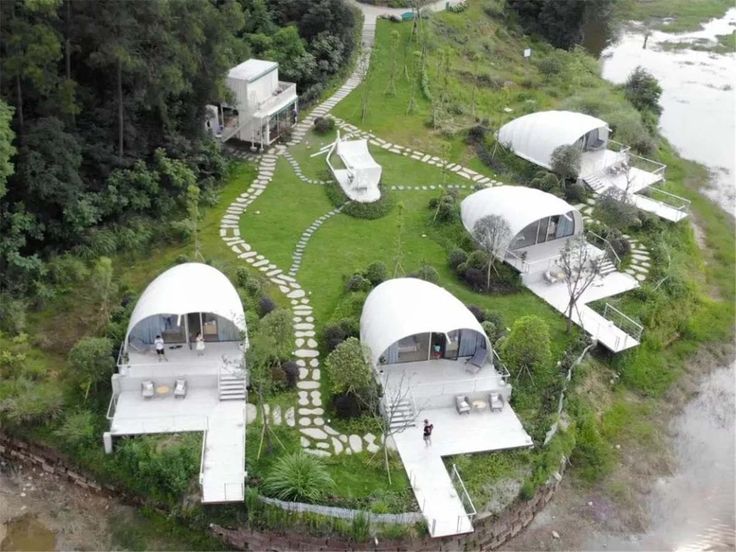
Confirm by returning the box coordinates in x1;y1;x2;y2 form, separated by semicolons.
0;432;566;551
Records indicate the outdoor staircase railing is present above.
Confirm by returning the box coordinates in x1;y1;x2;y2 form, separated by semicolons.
585;229;622;269
646;186;691;212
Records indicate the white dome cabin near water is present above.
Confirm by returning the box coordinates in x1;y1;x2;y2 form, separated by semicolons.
461;186;643;353
460;185;584;273
104;262;248;504
360;278;532;538
498;110;688;222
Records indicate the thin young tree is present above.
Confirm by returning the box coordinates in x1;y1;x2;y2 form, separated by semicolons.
384;30;401;96
392;202;406;277
558;235;603;332
472;215;511;290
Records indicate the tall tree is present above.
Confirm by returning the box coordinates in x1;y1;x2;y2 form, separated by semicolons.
0;101;16;200
472;215;512;290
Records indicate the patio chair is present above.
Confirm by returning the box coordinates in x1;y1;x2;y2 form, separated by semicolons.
174;378;187;399
455;395;471;415
489;393;505;412
141;380;155;399
465;348;488;371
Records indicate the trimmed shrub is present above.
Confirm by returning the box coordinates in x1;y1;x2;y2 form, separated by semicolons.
323;318;359;352
236;266;250;288
365;261;388;286
313;116;336;134
500;316;552;384
333;392;363;419
564;180;586;203
324;338;376;412
448;247;468;269
258;296;276;317
282;361;299;388
346;274;371;292
411;264;439;284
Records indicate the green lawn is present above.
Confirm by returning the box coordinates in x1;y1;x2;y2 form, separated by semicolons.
621;0;733;31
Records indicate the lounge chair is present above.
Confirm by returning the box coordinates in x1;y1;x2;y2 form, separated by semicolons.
141;380;155;399
455;395;471;415
174;378;187;399
465;348;488;373
489;393;505;412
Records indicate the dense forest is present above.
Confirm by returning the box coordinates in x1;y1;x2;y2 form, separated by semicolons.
0;0;355;311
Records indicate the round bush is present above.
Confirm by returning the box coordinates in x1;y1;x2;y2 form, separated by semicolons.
346;274;371;292
258;295;276;317
448;248;468;269
313;116;336;135
281;361;299;388
365;261;388;286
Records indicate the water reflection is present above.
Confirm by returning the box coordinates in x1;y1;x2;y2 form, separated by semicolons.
587;362;736;551
598;8;736;215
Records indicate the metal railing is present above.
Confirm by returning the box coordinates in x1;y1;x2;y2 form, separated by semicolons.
451;463;477;523
647;186;691;212
492;349;511;384
585;229;622;268
199;423;208;486
602;303;644;342
106;393;119;421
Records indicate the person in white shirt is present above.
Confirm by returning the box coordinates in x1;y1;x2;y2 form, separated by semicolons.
154;335;167;362
195;332;205;356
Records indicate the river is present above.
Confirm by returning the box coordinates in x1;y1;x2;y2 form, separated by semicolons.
585;9;736;551
590;8;736;216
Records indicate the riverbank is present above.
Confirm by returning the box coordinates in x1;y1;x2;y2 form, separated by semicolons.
0;457;223;551
506;341;735;551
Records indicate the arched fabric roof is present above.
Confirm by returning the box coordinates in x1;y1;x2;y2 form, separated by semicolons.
360;278;490;366
125;263;245;346
460;186;583;252
498;110;608;169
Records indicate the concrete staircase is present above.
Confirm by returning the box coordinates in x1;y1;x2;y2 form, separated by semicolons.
583;173;609;193
599;256;617;277
219;371;246;401
387;398;417;431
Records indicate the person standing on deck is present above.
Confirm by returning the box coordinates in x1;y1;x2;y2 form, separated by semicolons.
154;335;168;362
195;332;205;356
423;419;434;446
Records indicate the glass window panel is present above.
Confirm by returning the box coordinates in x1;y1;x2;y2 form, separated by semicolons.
536;217;550;244
509;220;540;250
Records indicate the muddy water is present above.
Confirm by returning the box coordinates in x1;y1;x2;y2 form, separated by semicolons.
598;8;736;216
587;362;736;550
0;515;55;552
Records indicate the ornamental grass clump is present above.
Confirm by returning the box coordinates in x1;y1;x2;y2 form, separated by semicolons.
263;452;335;503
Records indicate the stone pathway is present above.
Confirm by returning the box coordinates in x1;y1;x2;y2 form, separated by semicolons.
218;18;382;459
282;150;331;185
288;206;346;277
578;198;652;282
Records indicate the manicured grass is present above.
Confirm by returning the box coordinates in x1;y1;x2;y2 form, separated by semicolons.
240;158;334;271
620;0;733;31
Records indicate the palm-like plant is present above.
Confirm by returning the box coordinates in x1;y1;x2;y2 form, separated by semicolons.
263;452;335;503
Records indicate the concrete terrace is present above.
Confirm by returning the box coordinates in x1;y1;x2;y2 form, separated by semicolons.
393;405;533;538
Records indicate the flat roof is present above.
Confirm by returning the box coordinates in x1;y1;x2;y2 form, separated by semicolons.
228;59;278;83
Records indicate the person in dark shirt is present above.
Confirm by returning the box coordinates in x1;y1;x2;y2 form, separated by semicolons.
423;419;434;446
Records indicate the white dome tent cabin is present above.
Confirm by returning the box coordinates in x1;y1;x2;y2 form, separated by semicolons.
360;278;532;538
461;186;643;354
104;263;248;504
460;185;585;276
498;110;688;222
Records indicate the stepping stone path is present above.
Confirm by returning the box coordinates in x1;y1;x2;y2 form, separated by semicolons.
282;150;331;185
576;200;652;282
218;18;381;458
289;206;346;277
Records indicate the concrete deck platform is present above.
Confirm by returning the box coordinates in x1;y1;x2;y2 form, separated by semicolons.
393;405;532;538
201;401;246;503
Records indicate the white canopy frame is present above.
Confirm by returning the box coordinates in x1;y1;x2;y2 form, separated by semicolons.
124;263;246;352
360;278;491;367
324;130;382;203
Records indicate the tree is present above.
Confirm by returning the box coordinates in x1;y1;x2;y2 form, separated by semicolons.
472;215;511;290
550;144;581;183
259;308;294;360
324;337;374;402
624;66;662;116
67;336;114;399
0;101;15;201
263;451;335;502
500;315;552;382
558;235;603;332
